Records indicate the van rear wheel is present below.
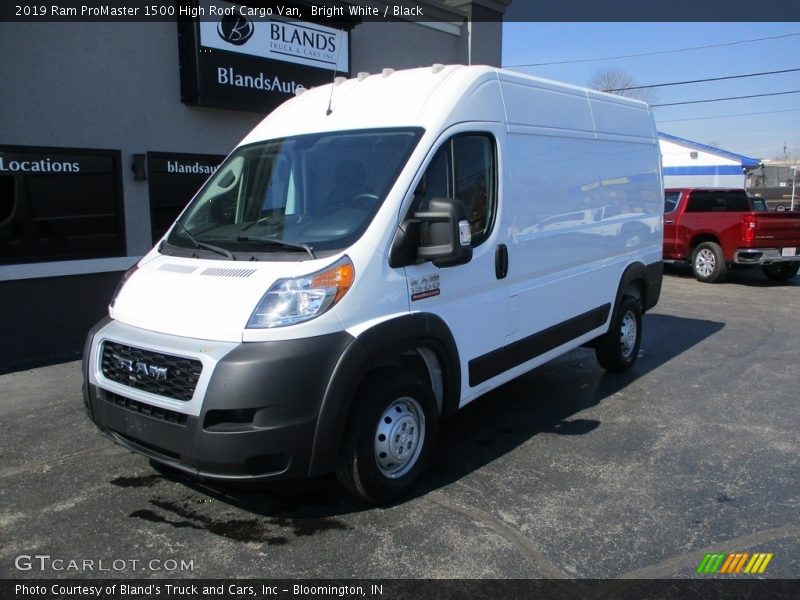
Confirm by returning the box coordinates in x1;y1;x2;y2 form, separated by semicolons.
336;370;439;504
595;295;642;372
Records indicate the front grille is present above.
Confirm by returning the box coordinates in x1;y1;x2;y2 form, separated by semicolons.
99;389;188;426
101;341;202;401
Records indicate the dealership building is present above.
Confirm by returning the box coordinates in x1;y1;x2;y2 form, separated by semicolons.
0;0;510;370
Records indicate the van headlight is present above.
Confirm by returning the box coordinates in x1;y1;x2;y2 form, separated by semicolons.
247;256;355;329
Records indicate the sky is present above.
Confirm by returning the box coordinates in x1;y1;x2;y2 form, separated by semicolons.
501;22;800;161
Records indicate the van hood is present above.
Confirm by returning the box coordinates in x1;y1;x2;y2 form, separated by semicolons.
110;256;317;342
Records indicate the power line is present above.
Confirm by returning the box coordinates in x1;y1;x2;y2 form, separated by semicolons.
504;32;800;68
657;108;800;123
606;67;800;92
651;90;800;107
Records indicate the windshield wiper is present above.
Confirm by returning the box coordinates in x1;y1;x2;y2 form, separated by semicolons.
236;235;316;259
175;221;235;260
240;214;280;232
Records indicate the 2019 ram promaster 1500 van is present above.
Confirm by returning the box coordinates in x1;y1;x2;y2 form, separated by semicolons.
83;65;664;502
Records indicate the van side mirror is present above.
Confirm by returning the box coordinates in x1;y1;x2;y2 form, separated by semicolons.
389;197;473;268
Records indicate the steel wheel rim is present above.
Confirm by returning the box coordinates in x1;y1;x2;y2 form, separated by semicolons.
695;249;716;277
619;311;638;359
374;397;425;478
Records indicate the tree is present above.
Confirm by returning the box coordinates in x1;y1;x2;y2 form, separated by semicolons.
775;144;799;163
588;68;659;106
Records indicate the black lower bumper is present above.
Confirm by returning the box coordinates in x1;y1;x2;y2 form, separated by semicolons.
85;325;354;481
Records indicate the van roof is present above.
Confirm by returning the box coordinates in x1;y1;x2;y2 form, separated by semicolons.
240;65;655;145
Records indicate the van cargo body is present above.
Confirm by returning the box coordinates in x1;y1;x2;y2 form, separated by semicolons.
83;65;663;502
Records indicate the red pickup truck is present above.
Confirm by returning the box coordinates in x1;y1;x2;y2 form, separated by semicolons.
664;188;800;283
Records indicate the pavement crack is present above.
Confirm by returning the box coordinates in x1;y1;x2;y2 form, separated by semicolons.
426;490;570;579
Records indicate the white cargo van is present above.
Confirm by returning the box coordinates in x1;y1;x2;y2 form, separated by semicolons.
83;65;663;502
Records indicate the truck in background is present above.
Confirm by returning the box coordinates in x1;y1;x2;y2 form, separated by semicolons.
664;188;800;283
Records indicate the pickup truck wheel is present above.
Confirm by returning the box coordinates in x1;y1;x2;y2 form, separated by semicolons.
595;295;642;372
761;263;800;282
336;370;438;504
691;242;727;283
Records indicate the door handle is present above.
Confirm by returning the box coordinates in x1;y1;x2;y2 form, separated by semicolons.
665;220;675;224
495;244;508;279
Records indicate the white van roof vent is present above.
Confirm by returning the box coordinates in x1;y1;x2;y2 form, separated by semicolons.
158;264;199;275
432;64;445;74
200;267;257;278
382;68;395;78
334;76;347;85
357;72;370;81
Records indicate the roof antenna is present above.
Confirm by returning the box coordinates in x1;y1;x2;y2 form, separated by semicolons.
326;29;345;116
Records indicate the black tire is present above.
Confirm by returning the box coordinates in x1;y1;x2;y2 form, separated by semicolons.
595;295;643;372
761;263;800;282
691;242;727;283
336;369;439;504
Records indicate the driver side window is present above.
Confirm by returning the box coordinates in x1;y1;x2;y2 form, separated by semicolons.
413;133;496;246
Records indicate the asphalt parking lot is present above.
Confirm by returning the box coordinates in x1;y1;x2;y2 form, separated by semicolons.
1;267;798;581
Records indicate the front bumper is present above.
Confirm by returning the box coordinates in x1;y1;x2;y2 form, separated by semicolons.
83;319;354;481
734;248;800;265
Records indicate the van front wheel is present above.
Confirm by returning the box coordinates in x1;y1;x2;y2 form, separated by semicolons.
336;370;439;504
595;295;642;372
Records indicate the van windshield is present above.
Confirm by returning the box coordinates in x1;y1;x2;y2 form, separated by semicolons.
162;128;422;260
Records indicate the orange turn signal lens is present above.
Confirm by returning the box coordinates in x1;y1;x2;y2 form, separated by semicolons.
311;258;355;305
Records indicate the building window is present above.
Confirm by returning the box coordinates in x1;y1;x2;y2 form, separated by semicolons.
0;146;125;265
146;152;225;244
0;176;14;224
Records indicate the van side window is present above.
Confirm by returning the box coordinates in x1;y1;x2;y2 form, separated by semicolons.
414;133;496;246
454;135;495;241
415;143;452;207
